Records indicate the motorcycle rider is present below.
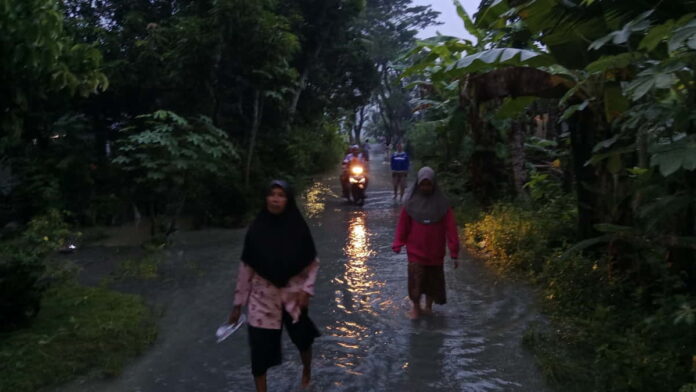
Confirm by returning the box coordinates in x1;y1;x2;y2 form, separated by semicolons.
341;145;367;199
343;145;366;167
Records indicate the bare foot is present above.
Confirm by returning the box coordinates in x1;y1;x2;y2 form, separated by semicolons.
301;368;311;389
407;308;421;320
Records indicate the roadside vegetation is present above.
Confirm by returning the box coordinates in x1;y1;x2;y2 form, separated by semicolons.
1;1;437;390
404;1;696;391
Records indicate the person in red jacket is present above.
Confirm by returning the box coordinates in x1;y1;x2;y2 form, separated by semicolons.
392;166;460;320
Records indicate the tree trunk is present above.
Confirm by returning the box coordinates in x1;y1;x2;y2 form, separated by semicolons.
245;90;263;187
568;110;598;239
353;106;366;145
460;85;503;205
288;67;310;123
287;2;330;124
510;120;529;199
166;194;187;237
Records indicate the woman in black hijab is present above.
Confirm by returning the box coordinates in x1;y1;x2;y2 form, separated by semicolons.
229;180;320;391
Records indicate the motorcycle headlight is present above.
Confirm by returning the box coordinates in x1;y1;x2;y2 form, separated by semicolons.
349;177;358;183
351;166;364;175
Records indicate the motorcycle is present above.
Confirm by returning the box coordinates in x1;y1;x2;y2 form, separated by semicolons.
347;164;367;205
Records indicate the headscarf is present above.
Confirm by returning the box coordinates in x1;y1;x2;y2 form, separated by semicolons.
404;167;450;224
241;180;317;288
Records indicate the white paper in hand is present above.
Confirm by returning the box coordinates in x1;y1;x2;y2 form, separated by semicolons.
216;313;246;343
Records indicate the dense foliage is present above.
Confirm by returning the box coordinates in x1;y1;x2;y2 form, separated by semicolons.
405;1;696;391
0;0;437;355
0;211;72;331
2;0;437;228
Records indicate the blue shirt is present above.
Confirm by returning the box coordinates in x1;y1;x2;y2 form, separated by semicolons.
391;151;409;172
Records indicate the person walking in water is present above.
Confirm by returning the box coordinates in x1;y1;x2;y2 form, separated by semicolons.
392;167;460;319
390;143;410;201
228;180;320;391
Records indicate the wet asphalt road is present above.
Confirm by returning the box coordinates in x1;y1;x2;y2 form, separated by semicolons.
55;146;550;392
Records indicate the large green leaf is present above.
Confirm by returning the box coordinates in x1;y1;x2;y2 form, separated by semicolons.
560;100;588;121
639;20;676;51
585;53;640;73
639;13;696;51
475;0;510;29
592;135;620;153
453;0;484;43
494;96;538;120
562;234;614;258
589;10;653;50
447;48;554;75
668;18;696;52
639;195;693;230
650;135;696;177
624;64;680;101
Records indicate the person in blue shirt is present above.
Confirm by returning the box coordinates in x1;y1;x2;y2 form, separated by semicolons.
390;143;410;201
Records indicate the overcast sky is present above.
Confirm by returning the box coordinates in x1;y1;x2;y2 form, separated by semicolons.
411;0;480;40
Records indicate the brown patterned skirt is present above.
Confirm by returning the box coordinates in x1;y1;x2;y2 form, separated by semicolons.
407;262;446;304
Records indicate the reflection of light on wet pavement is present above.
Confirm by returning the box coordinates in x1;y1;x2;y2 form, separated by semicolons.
324;319;370;376
302;181;337;219
346;213;370;262
337;212;383;315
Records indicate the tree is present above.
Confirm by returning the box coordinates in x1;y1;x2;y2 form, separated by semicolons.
112;110;239;238
354;0;440;144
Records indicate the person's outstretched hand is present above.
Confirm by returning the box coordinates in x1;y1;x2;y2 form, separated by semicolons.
392;245;402;254
298;292;311;309
228;305;241;325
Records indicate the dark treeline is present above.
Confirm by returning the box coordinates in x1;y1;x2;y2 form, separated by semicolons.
0;0;438;376
0;0;436;231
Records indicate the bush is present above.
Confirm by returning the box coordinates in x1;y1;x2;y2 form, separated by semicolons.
464;201;696;391
286;121;346;176
0;251;44;332
0;210;72;331
463;198;575;274
529;265;696;392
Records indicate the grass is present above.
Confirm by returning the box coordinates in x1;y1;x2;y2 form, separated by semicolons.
0;283;157;392
114;252;162;280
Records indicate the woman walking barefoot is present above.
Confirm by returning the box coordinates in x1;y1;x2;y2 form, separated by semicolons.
228;180;320;391
392;167;460;319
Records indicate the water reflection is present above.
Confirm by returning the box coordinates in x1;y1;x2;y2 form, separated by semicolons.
345;212;371;263
302;181;336;219
336;212;383;315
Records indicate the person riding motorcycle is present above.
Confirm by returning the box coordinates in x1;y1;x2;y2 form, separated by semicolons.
341;145;368;199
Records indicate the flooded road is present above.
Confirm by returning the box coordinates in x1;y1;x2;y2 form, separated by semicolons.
56;147;550;392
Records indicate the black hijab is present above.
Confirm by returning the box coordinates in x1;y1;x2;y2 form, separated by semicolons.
241;180;317;288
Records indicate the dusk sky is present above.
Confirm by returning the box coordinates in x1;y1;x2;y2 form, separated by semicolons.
412;0;480;41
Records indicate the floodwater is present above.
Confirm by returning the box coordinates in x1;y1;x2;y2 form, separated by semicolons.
55;146;550;392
